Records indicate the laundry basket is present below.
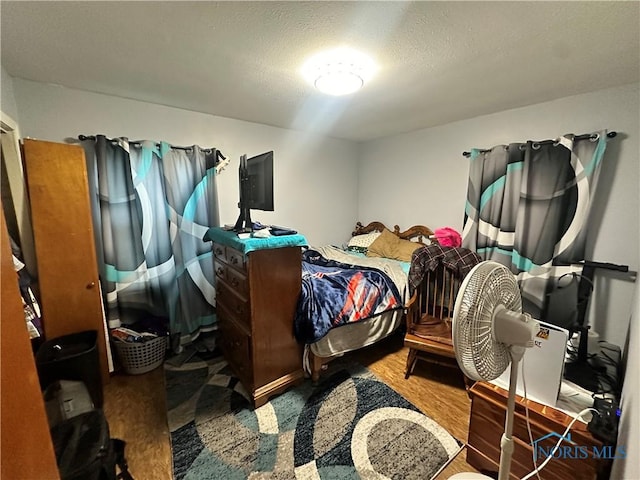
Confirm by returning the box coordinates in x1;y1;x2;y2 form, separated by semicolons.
113;336;168;375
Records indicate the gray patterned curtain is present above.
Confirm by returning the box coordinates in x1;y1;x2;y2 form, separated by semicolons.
82;135;220;348
461;131;608;317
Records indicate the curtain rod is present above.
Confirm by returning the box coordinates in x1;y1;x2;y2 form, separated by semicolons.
78;134;226;161
462;131;618;158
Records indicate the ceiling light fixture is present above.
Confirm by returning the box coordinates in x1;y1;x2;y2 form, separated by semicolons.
301;47;376;96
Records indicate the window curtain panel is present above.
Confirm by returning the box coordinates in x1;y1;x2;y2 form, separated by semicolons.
461;131;608;317
82;136;220;348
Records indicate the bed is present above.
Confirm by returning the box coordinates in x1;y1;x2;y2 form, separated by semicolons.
295;221;434;381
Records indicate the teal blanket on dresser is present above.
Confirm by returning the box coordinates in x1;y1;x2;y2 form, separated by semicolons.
203;227;308;254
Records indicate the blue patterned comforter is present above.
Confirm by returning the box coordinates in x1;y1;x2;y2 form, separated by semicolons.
294;249;403;344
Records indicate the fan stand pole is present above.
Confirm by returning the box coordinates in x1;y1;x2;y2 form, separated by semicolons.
498;353;522;480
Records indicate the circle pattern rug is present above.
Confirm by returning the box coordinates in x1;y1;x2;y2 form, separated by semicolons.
166;357;462;479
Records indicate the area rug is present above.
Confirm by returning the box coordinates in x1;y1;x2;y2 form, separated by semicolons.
165;356;463;479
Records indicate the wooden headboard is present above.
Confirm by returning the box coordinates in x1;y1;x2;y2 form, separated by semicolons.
352;221;434;244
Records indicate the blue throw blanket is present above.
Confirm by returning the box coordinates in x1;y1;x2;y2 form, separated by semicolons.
295;249;403;344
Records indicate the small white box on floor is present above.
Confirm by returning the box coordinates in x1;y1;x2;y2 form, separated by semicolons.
490;321;569;407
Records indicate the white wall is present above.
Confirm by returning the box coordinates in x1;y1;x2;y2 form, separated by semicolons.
12;79;359;247
611;281;639;479
358;83;639;349
1;65;19;122
12;77;638;348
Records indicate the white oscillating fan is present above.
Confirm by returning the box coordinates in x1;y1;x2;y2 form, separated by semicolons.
449;261;540;480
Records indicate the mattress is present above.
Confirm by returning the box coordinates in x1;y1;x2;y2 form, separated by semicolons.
305;245;409;358
309;309;403;358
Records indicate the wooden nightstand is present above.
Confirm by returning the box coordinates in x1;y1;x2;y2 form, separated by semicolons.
467;381;612;480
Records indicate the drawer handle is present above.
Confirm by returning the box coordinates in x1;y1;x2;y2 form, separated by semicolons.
235;305;244;315
231;278;239;287
215;248;223;255
231;257;239;265
216;267;224;276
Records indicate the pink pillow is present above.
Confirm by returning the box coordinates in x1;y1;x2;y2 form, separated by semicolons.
434;227;462;247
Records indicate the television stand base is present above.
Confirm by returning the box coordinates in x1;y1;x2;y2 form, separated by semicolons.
234;207;253;233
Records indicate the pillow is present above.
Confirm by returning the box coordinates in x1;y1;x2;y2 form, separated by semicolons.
347;231;382;249
366;228;421;262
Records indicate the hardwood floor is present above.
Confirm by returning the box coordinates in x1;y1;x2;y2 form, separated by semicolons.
102;366;172;479
102;332;481;479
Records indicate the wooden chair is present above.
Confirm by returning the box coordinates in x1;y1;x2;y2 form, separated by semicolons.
404;262;473;389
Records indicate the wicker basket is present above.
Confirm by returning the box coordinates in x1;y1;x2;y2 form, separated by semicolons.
113;336;168;375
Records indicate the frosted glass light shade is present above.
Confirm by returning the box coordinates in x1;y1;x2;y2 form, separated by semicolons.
314;70;364;96
301;47;376;96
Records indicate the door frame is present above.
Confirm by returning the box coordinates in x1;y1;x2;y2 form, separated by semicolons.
1;111;37;277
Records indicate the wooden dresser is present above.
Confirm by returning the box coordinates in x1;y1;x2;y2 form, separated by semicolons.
467;381;612;480
213;241;304;407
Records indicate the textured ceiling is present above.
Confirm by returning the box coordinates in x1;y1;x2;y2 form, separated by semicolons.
2;1;639;142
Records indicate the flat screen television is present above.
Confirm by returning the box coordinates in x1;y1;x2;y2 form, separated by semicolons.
233;151;274;233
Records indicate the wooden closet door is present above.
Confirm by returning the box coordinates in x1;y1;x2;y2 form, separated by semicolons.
1;208;60;479
23;139;109;384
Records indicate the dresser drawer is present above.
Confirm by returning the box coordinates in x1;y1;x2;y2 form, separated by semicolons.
226;247;245;271
217;280;251;330
218;310;252;386
215;260;248;298
225;264;248;297
214;259;227;282
213;243;227;262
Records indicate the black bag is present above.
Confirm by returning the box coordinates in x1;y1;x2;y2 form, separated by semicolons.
51;409;133;480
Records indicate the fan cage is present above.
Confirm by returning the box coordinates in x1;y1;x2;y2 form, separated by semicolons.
453;261;522;381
